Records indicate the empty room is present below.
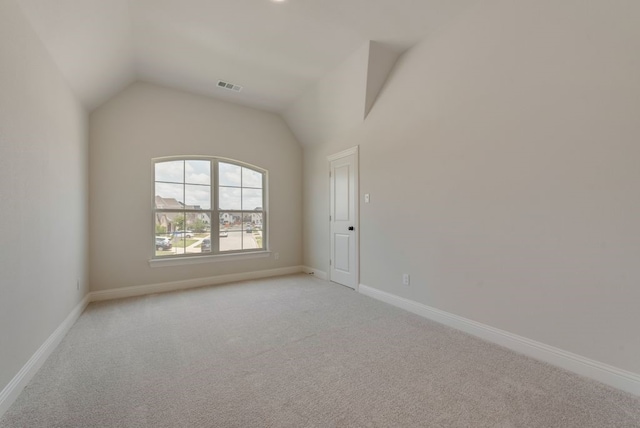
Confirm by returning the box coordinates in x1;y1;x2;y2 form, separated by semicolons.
1;0;639;426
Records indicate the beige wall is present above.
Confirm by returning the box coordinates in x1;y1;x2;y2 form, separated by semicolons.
89;82;303;291
283;42;370;148
295;0;640;374
0;0;88;392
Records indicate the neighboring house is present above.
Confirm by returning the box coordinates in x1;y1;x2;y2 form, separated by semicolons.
220;212;240;225
156;213;177;233
155;196;183;210
155;196;210;232
195;212;211;226
250;208;263;226
155;196;184;233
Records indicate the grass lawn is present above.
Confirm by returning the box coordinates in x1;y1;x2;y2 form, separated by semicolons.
171;238;198;247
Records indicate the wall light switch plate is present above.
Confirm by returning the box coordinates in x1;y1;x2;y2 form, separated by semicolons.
364;194;370;203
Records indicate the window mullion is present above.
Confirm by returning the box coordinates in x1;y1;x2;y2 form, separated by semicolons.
212;160;220;254
262;170;266;251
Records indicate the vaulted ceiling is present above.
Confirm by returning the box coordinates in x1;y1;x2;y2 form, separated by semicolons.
16;0;473;112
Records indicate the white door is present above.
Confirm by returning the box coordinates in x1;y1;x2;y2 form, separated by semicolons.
329;147;358;289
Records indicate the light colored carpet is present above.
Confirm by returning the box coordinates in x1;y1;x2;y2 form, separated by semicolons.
1;274;639;427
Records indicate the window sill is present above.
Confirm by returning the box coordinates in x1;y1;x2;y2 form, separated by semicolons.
149;251;271;267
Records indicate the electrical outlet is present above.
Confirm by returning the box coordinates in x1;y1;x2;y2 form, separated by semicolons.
274;252;280;260
402;274;410;286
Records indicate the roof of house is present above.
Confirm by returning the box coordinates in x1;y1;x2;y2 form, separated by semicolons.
155;196;183;209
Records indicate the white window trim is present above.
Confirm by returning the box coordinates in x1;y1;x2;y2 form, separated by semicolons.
152;156;268;261
149;251;271;267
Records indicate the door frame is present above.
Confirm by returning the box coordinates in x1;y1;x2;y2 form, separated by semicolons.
327;145;359;290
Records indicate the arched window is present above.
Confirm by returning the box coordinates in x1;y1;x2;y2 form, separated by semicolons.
153;157;267;258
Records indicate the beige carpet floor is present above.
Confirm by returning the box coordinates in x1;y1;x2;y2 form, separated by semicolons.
1;274;639;427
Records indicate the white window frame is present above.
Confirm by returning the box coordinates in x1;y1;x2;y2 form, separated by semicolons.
150;156;268;265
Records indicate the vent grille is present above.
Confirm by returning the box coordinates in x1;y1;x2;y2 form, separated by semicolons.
217;80;243;92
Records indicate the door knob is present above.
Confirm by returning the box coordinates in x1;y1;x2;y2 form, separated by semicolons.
348;226;354;231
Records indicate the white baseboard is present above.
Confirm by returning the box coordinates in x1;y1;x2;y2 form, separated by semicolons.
358;283;640;397
301;266;328;280
12;272;635;422
0;295;90;416
89;266;304;302
0;266;305;418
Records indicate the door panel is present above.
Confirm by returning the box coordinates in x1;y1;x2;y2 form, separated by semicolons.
329;150;357;289
334;165;350;221
334;234;350;272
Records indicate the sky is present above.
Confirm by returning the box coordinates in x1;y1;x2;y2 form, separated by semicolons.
155;160;263;211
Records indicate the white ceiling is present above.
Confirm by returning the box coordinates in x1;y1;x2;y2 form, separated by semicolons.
16;0;473;112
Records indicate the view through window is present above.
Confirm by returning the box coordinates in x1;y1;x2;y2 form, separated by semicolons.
153;158;266;258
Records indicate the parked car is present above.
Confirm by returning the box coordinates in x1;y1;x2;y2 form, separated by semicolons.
201;238;211;252
245;226;252;233
155;237;172;250
219;230;228;237
173;230;193;238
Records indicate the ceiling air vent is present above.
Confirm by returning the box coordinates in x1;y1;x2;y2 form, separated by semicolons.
217;80;243;92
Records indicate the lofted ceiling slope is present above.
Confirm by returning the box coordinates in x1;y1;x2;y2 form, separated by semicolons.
16;0;473;112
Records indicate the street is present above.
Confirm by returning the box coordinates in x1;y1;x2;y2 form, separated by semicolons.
157;232;260;256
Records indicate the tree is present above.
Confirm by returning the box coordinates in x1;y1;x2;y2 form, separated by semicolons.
193;218;208;233
173;214;186;231
155;224;167;234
